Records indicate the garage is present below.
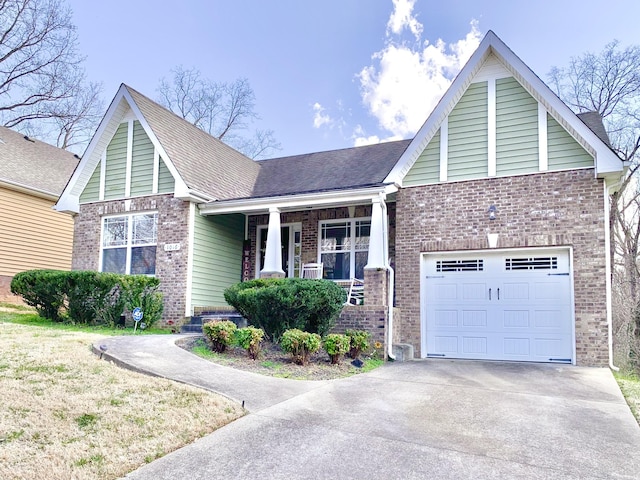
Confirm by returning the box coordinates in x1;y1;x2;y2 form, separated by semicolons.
422;248;574;363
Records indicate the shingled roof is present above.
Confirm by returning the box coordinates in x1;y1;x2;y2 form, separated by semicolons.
0;126;79;197
577;111;612;148
250;140;411;199
126;86;261;201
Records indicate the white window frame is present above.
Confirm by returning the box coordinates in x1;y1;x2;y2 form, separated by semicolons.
318;217;371;280
100;211;158;275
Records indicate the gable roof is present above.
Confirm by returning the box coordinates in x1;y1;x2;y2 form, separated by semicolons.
250;140;411;199
56;84;261;213
0;126;79;199
385;30;624;185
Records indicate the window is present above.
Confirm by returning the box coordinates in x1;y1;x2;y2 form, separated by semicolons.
505;256;558;271
319;218;370;280
101;213;158;275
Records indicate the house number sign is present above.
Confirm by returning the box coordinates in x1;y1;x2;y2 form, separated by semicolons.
164;243;181;251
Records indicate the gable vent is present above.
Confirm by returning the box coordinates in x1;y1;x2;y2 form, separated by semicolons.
505;257;558;271
436;259;484;272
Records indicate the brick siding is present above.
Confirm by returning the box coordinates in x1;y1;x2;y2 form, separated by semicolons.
72;194;191;325
395;168;608;366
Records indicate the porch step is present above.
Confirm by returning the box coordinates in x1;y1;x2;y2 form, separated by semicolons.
180;311;247;334
392;343;414;362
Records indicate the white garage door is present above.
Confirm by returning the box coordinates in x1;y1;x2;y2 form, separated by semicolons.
423;249;573;363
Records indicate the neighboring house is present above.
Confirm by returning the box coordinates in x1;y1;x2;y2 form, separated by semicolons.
0;127;80;301
56;31;624;366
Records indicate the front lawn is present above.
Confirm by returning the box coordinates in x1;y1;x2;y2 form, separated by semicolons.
0;317;243;479
614;371;640;424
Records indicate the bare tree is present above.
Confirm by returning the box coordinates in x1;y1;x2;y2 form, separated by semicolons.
0;0;101;150
549;41;640;367
157;66;280;159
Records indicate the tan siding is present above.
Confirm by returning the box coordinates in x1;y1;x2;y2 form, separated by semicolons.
0;187;74;276
448;81;488;180
130;120;154;196
80;161;101;203
404;129;441;186
104;123;128;200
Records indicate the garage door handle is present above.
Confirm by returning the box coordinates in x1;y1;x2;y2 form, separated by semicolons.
497;288;500;300
489;288;491;300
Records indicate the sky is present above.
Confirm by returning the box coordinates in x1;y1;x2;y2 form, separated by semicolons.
65;0;640;158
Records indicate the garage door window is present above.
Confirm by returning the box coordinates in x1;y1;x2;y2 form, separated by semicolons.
436;259;484;272
505;257;558;271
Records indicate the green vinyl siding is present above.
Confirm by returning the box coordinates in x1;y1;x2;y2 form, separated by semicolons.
496;77;539;175
130;121;154;196
80;162;101;203
447;81;488;180
404;129;441;186
158;157;174;193
191;213;244;307
547;114;594;169
104;123;128;200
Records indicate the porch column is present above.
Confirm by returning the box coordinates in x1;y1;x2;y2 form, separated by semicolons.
365;195;387;268
260;207;285;278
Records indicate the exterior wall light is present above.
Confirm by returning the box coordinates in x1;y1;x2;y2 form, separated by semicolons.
488;205;497;220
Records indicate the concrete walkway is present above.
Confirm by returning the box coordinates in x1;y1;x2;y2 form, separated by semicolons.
95;335;640;479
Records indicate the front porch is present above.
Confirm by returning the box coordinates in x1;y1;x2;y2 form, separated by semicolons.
197;186;401;358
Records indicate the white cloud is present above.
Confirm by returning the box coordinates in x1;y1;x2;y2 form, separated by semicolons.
312;102;332;128
387;0;423;41
357;2;482;140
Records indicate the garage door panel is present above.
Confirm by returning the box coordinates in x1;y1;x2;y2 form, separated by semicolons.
425;249;573;363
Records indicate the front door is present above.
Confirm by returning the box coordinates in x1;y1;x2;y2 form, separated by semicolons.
258;224;301;278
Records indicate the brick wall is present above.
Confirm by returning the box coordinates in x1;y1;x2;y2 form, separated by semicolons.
72;194;191;325
395;168;608;366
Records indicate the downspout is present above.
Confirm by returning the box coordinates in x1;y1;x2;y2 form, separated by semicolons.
604;178;620;371
378;193;396;361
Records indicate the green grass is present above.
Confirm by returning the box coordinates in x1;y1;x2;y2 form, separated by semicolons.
0;301;34;311
0;310;170;336
614;370;640;424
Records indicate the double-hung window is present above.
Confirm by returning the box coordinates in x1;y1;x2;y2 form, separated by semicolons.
101;213;158;275
319;218;370;280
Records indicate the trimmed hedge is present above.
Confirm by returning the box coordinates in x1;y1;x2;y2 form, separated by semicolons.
224;278;346;341
10;270;163;327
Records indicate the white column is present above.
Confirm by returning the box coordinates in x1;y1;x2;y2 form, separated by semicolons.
261;207;285;276
365;196;387;269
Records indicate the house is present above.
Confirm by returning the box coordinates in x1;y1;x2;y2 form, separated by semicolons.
56;31;624;366
0;127;80;302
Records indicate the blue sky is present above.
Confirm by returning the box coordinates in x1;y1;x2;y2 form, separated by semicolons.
66;0;640;158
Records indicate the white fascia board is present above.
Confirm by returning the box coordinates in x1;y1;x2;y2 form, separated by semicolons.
384;30;623;185
486;35;623;177
384;32;495;186
199;185;398;215
121;88;192;197
0;179;59;201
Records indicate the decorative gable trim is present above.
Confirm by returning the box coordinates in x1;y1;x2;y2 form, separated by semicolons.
385;31;623;187
55;85;202;214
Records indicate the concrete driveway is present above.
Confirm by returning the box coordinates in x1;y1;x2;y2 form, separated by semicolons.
97;336;640;479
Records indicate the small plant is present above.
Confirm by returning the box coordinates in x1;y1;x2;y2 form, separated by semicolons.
202;320;237;353
345;329;372;359
280;329;321;365
322;333;350;365
234;326;265;360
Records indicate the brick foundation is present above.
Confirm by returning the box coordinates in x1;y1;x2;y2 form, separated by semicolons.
395;169;608;366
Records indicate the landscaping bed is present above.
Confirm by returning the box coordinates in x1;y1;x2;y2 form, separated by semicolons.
177;335;383;381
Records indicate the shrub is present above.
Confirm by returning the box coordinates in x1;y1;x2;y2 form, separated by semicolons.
322;333;350;365
10;269;164;327
203;320;237;353
234;326;265;360
280;329;321;365
224;278;346;341
345;329;372;359
10;270;68;321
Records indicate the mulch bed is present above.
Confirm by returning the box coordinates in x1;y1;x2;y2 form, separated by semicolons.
176;335;371;381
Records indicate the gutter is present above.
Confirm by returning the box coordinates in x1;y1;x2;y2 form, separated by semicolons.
604;178;621;372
